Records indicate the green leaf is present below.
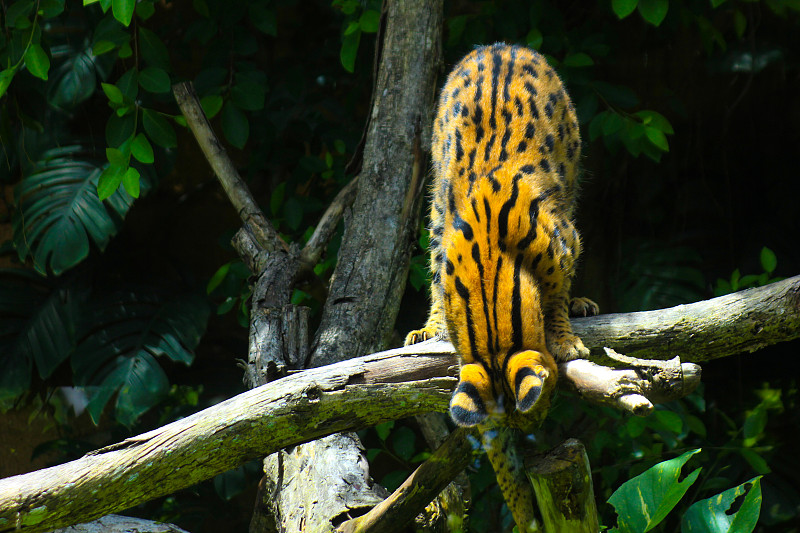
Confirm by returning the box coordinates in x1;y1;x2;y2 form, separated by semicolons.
270;182;286;216
221;103;249;149
13;146;152;275
138;27;170;70
743;405;767;440
0;273;82;381
612;0;638;19
135;0;155;20
391;426;417;462
117;68;139;101
609;449;702;533
340;29;361;73
681;477;762;533
654;409;683;433
230;80;266;111
526;28;543;50
344;21;360;36
739;449;770;474
92;40;116;55
375;421;394;441
0;69;16;99
359;9;380;33
602;112;624;136
122;166;140;198
759;247;777;273
105;147;129;167
589;112;605;141
733;10;746;38
47;45;98;110
592;81;639;108
6;1;35;27
636;110;674;133
284;196;304;230
142;109;177;148
645;126;669;151
131;133;155;164
200;94;223;119
112;0;135;26
447;15;468;46
25;43;50;81
101;82;124;104
563;52;594;67
97;163;125;200
73;289;209;425
207;263;231;294
138;66;171;93
106;112;136;148
638;0;668;26
40;0;66;18
249;3;276;36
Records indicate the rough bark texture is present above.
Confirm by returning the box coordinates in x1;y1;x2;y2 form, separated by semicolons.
526;440;599;533
51;515;190;533
562;351;701;416
413;413;470;531
572;274;800;363
0;350;454;533
309;0;441;368
337;428;478;533
262;433;390;531
260;1;444;531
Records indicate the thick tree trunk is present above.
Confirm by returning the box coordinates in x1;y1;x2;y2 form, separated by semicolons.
257;1;443;531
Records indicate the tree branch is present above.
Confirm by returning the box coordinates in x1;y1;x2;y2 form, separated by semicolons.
1;276;797;533
336;427;479;533
572;275;800;363
172;82;286;254
298;175;360;275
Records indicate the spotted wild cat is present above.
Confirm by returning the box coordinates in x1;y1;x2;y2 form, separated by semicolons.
405;42;597;427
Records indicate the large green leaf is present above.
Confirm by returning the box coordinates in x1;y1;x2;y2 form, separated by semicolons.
0;270;86;406
13;146;152;276
72;289;210;425
681;477;762;533
609;449;702;533
47;44;105;110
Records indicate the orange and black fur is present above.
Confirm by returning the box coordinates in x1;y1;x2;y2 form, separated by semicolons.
406;43;597;530
406;43;596;425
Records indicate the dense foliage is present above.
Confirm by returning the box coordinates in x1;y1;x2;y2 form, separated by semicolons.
1;0;798;531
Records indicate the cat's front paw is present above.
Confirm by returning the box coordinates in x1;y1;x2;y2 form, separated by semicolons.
404;327;441;346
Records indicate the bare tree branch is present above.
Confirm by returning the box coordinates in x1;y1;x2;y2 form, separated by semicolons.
1;276;797;533
336;427;479;533
172;82;285;254
572;275;800;362
298;176;360;274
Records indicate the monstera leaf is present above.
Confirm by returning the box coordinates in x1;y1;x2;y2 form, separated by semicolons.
71;288;210;426
682;477;762;533
13;145;153;276
47;43;111;110
0;269;85;406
